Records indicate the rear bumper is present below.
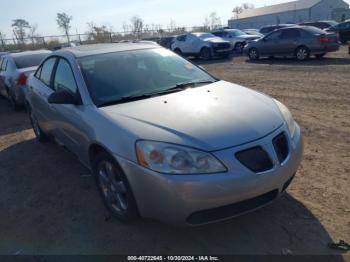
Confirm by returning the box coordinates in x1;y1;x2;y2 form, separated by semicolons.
115;124;303;226
312;44;340;54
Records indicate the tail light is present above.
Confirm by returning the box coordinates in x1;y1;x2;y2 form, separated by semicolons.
320;36;330;44
16;73;28;86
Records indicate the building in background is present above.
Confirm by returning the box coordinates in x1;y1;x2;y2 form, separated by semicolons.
228;0;350;29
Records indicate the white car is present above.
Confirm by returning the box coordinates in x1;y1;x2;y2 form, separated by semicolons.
212;29;262;53
171;33;231;60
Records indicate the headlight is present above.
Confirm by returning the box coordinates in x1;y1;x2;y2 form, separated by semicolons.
136;141;227;174
274;99;296;137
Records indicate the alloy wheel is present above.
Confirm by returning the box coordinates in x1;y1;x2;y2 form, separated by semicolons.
98;161;128;213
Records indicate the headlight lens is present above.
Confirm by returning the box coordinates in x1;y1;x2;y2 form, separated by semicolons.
274;99;296;137
136;141;227;174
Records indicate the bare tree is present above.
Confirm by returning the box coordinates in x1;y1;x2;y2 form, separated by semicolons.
232;3;254;19
56;12;72;43
203;16;210;31
12;19;31;44
167;19;177;33
209;12;222;30
130;16;144;39
87;22;110;43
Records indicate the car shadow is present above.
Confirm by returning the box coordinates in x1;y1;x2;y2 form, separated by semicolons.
0;138;346;258
0;97;31;137
246;56;350;66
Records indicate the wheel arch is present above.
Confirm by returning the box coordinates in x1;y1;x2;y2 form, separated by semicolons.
88;142;119;169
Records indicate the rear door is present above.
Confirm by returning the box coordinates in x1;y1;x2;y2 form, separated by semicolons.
29;57;57;132
278;28;302;55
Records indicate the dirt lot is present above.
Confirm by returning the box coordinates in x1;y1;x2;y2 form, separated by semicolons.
0;46;349;257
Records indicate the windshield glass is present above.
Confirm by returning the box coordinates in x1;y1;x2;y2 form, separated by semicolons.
230;30;245;36
79;48;215;106
195;33;216;40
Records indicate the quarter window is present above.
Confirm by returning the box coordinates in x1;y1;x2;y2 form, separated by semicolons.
39;58;56;86
54;59;78;94
177;35;187;42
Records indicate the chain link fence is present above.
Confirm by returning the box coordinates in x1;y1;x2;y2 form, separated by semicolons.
0;25;226;52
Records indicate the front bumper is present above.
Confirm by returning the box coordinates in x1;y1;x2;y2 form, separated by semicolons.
116;123;303;226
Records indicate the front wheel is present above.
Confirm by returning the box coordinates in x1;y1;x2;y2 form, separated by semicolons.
200;47;212;60
248;48;259;60
295;46;310;61
93;152;139;222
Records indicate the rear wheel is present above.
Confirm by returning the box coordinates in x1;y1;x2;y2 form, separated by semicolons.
315;53;326;59
295;46;310;61
248;48;259;60
9;92;20;111
29;108;48;143
200;47;212;60
93;151;139;222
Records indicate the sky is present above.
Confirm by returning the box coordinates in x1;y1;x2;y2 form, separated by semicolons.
1;0;350;38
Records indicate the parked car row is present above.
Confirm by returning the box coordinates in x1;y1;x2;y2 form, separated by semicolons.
244;26;340;61
0;50;51;109
0;42;303;226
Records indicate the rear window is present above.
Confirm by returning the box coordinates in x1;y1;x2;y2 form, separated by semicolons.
13;53;49;69
303;26;326;34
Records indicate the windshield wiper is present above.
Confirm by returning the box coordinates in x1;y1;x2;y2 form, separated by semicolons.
97;80;217;107
145;80;217;96
97;94;153;107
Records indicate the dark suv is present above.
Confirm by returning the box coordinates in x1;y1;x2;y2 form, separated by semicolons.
299;21;338;30
327;21;350;44
259;24;295;35
244;26;339;61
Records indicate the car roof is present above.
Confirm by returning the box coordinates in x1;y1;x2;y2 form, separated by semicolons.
56;43;159;58
7;50;51;58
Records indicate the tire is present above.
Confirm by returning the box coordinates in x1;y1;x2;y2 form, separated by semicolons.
92;151;139;222
234;42;244;54
28;107;49;143
200;47;212;60
248;48;259;61
174;48;182;56
9;92;20;111
295;46;310;61
315;53;326;59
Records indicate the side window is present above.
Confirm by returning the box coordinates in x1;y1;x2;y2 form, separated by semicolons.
40;58;56;86
213;32;222;37
265;31;281;41
54;59;78;94
35;65;42;79
1;59;8;72
280;29;301;39
177;35;187;42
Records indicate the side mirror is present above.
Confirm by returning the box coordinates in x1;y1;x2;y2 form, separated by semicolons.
48;90;79;105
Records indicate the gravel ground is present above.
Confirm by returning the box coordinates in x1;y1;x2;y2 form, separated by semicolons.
0;46;349;257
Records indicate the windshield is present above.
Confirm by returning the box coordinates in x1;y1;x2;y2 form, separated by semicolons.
195;33;216;40
230;30;245;36
79;48;216;106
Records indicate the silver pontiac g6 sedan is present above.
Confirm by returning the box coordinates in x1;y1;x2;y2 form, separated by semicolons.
26;43;303;225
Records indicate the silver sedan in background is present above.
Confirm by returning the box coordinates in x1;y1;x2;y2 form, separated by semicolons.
26;43;303;225
0;50;51;110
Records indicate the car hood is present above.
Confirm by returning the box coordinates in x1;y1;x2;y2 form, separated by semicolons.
100;81;284;151
239;35;261;40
